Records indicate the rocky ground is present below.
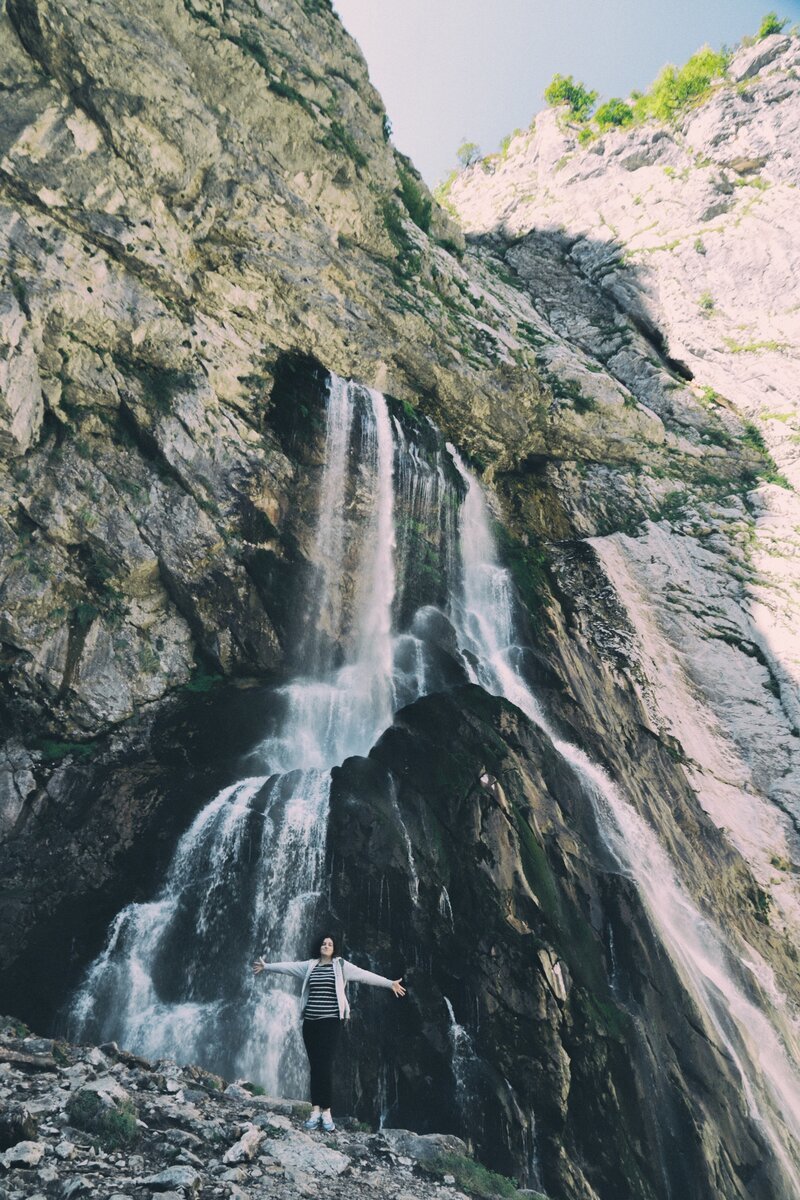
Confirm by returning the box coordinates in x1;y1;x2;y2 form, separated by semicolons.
0;1017;539;1200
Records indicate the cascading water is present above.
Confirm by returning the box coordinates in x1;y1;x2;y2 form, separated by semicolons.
66;370;800;1193
447;444;800;1193
68;376;443;1091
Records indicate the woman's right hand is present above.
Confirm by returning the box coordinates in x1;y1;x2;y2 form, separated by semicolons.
252;958;266;975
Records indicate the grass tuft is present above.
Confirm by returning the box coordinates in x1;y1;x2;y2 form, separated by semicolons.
66;1091;140;1148
420;1152;541;1199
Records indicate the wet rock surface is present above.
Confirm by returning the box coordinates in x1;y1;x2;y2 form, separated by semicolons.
0;1017;513;1200
326;686;789;1200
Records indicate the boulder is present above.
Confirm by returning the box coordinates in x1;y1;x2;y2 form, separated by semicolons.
379;1130;469;1164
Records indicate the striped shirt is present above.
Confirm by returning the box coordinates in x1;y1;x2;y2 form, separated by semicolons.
303;963;339;1020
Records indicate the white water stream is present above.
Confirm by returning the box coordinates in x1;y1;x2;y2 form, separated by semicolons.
447;443;800;1191
70;377;406;1089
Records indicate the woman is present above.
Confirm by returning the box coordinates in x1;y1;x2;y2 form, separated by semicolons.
252;934;405;1131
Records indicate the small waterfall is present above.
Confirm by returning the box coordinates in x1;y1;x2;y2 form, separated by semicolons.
447;445;800;1193
443;996;475;1101
388;776;420;908
438;886;455;930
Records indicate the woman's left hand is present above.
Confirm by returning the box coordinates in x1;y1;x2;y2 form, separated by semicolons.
391;979;406;997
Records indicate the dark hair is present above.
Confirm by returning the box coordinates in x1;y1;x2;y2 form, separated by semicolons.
312;932;338;957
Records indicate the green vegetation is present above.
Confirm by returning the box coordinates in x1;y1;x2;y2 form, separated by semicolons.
269;77;314;114
741;421;792;487
242;1081;266;1096
323;120;367;168
456;140;481;167
420;1152;538;1199
723;336;787;354
541;369;597;413
66;1091;140;1149
659;491;689;522
633;46;729;122
397;162;432;233
594;97;634;129
34;738;96;763
237;31;271;73
529;34;736;149
751;884;772;924
770;854;794;871
434;169;458;211
757;11;788;38
498;128;523;158
182;668;224;693
698;290;715;313
544;73;597;119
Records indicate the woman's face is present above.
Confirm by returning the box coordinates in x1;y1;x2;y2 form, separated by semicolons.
320;937;335;958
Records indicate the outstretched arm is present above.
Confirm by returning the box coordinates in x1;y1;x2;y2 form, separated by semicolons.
343;960;406;996
252;958;309;978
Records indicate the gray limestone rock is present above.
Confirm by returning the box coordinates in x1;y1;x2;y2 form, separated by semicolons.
0;1139;46;1167
142;1164;201;1192
379;1131;469;1165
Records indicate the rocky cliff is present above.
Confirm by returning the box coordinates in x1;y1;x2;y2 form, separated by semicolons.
447;32;800;938
2;5;800;1200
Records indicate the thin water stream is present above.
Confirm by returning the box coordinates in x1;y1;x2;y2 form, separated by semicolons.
448;444;800;1192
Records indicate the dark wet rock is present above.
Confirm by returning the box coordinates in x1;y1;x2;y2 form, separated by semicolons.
326;685;782;1200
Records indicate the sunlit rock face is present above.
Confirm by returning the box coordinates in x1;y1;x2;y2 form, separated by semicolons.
448;36;800;939
2;5;800;1199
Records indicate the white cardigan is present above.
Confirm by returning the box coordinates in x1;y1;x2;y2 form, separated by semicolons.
256;956;394;1020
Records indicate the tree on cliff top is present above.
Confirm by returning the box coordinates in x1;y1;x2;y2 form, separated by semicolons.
456;140;482;167
544;73;597;120
757;11;788;38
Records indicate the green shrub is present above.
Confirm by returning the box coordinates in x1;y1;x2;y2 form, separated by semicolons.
35;738;96;762
323;120;367;168
242;1081;266;1096
456;140;482;167
634;47;728;122
758;11;788;38
397;163;432;233
698;290;715;313
595;97;634;129
382;199;414;255
544;73;597;119
66;1091;140;1148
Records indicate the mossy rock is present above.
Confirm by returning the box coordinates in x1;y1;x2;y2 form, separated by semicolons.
66;1090;140;1148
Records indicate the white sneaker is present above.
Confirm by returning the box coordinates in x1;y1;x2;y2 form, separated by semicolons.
321;1113;336;1132
304;1113;321;1130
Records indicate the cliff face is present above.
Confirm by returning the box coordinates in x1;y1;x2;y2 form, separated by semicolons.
2;5;800;1200
447;34;800;940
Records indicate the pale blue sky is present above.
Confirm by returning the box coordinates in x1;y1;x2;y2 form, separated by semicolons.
333;1;800;184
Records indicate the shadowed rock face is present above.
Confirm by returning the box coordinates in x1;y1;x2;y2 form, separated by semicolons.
0;679;283;1030
326;686;783;1200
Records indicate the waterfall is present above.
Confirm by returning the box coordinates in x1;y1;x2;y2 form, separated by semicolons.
68;377;415;1088
66;370;800;1191
447;444;800;1193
